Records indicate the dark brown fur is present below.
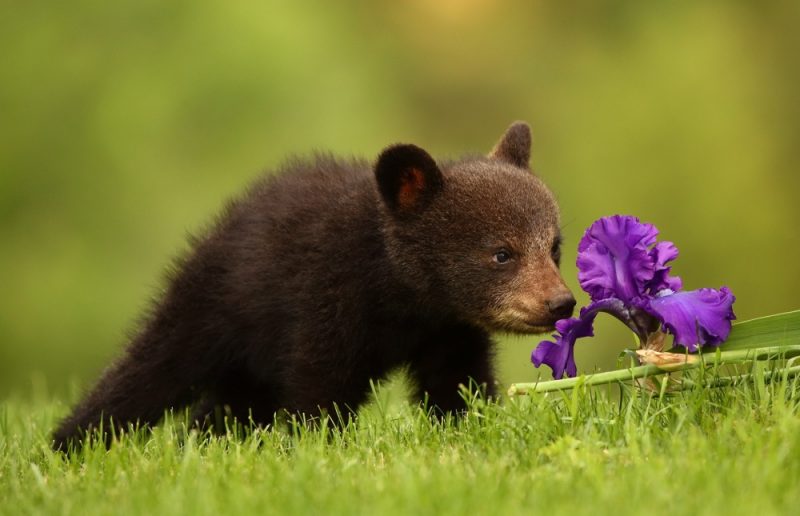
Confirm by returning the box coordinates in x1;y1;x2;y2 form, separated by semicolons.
52;122;575;450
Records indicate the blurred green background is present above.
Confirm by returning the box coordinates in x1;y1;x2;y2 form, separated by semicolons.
2;0;799;397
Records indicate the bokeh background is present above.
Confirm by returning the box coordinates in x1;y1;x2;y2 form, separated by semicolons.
2;0;799;398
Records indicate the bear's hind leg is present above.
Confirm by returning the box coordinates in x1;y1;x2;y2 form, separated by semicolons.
52;333;219;451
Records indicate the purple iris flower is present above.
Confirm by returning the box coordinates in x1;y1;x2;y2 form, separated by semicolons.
532;215;736;379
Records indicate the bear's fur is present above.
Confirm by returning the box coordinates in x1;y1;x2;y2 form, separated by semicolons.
52;122;575;450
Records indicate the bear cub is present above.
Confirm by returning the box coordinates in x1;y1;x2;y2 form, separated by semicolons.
53;121;575;450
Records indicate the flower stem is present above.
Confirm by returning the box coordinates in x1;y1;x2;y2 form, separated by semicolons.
508;345;800;395
675;363;800;390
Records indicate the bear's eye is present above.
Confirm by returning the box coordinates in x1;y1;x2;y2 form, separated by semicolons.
493;249;512;264
551;235;562;266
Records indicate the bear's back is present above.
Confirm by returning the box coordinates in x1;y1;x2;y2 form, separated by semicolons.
199;154;387;329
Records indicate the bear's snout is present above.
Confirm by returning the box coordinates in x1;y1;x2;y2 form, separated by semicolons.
545;292;576;321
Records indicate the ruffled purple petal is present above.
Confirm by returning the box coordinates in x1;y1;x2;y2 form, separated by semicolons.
644;287;737;352
646;241;682;293
532;298;633;379
577;215;659;302
532;317;591;379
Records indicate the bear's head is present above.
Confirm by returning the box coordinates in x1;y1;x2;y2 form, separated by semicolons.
375;121;575;334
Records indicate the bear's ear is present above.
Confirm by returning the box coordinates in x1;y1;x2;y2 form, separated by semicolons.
375;144;443;214
489;121;531;169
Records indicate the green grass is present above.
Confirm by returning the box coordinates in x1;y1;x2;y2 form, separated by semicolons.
2;374;800;516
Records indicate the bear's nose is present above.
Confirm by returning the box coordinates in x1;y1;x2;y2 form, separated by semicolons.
546;293;576;320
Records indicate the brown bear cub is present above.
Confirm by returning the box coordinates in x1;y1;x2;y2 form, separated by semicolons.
52;121;575;450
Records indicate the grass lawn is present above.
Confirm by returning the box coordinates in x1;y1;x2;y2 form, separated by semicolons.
2;374;799;516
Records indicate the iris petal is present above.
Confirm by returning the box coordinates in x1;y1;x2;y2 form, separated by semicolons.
644;287;737;352
646;241;682;293
532;318;590;379
532;299;634;379
577;215;659;302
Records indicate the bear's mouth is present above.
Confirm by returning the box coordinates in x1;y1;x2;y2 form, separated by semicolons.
497;318;558;335
485;308;560;335
522;320;558;334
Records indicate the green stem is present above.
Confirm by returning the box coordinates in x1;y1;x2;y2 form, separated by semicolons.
508;345;800;395
675;363;800;390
